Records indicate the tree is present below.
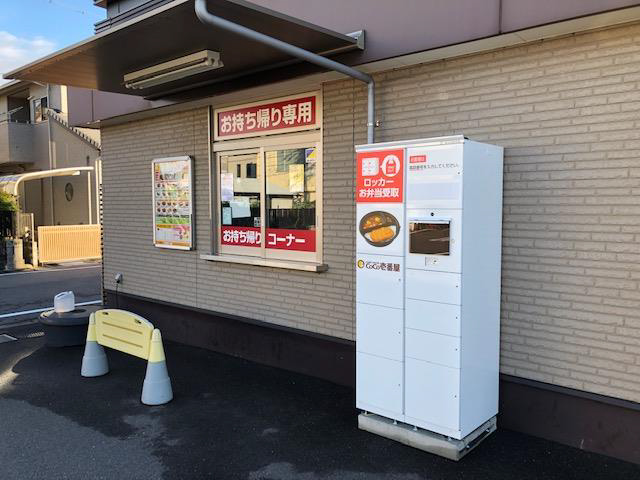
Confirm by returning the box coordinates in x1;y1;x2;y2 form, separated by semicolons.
0;191;17;212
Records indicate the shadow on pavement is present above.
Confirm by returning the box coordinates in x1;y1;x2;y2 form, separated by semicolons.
0;323;638;480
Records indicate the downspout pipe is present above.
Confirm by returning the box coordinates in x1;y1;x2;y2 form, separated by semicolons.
46;83;56;225
194;0;375;143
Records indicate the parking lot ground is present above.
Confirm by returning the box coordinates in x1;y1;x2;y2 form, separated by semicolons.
0;322;638;480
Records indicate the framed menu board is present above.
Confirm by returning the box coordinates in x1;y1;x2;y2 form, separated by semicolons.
152;156;194;250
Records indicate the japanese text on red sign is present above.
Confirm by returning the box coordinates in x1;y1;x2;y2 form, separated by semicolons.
356;149;404;203
222;226;261;246
216;95;317;138
220;226;316;252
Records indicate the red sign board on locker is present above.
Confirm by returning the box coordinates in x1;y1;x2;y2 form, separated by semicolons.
356;149;404;203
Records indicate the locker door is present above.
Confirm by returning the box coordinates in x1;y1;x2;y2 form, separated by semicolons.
405;357;461;438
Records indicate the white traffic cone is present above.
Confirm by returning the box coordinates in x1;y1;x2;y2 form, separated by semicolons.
81;314;109;377
141;329;173;405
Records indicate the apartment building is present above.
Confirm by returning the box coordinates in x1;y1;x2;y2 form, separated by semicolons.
6;0;640;462
0;80;100;227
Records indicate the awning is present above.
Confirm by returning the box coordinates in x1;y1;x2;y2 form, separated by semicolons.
0;167;94;196
4;0;360;99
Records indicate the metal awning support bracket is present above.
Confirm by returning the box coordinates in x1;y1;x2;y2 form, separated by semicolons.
194;0;375;143
347;30;366;50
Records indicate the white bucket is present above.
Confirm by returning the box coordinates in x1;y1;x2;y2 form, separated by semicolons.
54;291;75;313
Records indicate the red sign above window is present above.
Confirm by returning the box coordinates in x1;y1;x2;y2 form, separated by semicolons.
220;226;316;252
356;149;404;203
215;94;318;140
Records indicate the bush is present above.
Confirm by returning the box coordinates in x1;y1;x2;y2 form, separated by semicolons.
0;191;17;212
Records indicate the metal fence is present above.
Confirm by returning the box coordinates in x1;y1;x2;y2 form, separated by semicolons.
268;207;315;229
17;213;33;239
0;211;14;238
0;211;15;268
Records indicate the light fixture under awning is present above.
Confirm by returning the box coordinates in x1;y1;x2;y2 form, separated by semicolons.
124;50;224;90
4;0;362;99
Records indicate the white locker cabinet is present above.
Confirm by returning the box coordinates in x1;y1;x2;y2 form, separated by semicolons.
356;303;403;361
405;143;463;209
356;254;404;309
405;299;461;337
355;135;503;443
405;269;461;305
405;329;460;369
356;352;404;418
405;358;461;436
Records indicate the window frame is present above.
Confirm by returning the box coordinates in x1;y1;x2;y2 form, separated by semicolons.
32;97;47;123
214;131;323;265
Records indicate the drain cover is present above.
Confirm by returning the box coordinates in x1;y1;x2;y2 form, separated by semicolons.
0;334;17;344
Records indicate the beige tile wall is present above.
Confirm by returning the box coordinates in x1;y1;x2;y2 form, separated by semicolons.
102;108;356;340
102;23;640;402
331;23;640;402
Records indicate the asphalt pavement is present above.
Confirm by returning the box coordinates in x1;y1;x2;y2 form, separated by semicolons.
0;322;638;480
0;263;101;321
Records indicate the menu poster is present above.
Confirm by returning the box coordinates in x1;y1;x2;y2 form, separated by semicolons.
152;156;194;250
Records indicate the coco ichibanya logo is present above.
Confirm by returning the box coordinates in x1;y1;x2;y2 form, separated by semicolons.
357;259;400;272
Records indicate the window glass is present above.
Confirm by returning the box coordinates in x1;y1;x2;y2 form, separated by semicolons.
217;144;319;260
33;97;47;123
409;222;450;255
219;152;261;249
265;147;316;252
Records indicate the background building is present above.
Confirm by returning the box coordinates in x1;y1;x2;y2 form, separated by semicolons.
0;80;100;228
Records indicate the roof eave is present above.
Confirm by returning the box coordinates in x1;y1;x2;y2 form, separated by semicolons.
0;79;31;97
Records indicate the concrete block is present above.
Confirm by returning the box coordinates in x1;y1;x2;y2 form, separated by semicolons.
358;413;497;461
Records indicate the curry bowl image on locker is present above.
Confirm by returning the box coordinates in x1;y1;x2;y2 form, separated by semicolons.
359;211;401;247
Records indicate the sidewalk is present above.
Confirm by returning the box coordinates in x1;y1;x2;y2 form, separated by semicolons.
0;259;102;275
0;322;638;480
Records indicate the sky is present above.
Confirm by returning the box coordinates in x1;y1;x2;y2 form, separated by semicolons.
0;0;105;84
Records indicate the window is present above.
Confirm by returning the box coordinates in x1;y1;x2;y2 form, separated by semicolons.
217;141;320;263
64;183;74;202
33;97;47;123
276;155;288;173
220;151;261;230
409;221;450;255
